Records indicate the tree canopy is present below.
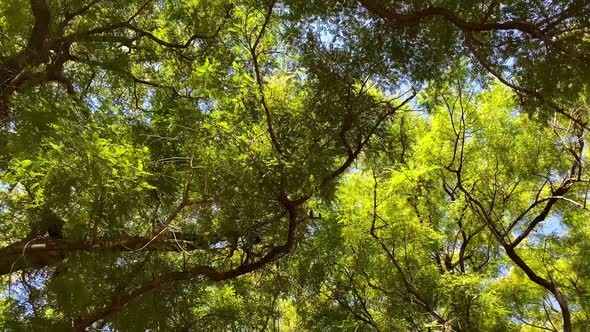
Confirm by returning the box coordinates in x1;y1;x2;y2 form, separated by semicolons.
0;0;589;331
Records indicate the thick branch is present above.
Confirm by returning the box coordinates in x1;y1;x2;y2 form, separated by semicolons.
72;195;302;331
358;0;547;38
27;0;51;64
0;233;217;276
510;179;574;248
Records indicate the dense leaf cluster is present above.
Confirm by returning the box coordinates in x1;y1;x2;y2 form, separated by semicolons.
0;0;589;331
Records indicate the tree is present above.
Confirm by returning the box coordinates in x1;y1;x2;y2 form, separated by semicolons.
0;0;588;331
287;79;589;331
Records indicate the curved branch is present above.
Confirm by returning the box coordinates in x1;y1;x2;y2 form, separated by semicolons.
358;0;547;39
59;0;104;34
510;179;575;249
463;32;589;131
320;91;416;188
72;195;302;331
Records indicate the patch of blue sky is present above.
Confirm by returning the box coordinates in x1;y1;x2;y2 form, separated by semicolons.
539;214;568;236
525;214;568;246
211;240;228;249
2;271;49;316
197;98;215;114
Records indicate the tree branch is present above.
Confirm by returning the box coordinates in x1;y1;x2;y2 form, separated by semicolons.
27;0;51;64
0;233;219;276
358;0;547;39
72;193;303;330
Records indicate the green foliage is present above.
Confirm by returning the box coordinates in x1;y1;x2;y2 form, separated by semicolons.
0;0;588;331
